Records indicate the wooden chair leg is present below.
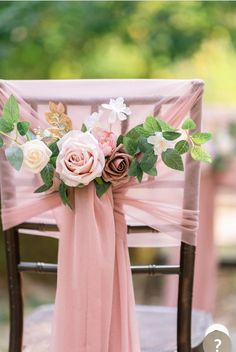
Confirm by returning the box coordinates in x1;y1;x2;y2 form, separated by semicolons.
4;229;23;352
177;242;196;352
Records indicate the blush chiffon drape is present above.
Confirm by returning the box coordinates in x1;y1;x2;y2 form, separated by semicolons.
50;184;140;352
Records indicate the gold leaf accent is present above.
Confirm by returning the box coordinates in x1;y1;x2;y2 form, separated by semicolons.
45;102;73;133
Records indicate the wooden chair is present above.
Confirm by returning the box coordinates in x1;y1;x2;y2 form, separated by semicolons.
2;79;212;352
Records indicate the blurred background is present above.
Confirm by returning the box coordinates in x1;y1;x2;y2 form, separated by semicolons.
1;1;236;351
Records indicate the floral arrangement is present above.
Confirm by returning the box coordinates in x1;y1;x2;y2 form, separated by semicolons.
0;95;212;207
212;121;236;172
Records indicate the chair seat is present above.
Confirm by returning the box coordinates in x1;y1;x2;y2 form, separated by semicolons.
23;304;212;352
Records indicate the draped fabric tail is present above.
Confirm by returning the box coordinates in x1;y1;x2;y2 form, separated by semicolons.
109;198;140;352
50;184;140;352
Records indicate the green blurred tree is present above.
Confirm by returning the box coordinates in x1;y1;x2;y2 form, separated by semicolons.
0;1;236;79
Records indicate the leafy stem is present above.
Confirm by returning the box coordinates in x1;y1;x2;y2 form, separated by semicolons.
0;130;22;145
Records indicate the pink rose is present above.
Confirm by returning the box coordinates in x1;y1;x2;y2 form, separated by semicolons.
93;128;117;157
56;131;105;187
102;145;132;186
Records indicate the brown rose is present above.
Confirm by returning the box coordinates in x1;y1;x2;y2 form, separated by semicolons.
102;145;132;186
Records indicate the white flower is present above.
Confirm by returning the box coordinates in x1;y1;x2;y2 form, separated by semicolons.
43;129;52;138
147;132;170;156
22;140;52;173
85;111;103;131
56;130;105;187
102;97;131;124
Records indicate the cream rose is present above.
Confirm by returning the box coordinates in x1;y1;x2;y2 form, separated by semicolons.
22;139;52;173
56;130;105;187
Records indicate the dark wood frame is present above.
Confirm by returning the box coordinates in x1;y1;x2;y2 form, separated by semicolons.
2;80;204;352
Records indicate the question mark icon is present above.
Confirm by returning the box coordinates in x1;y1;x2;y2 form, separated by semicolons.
214;338;222;352
203;324;231;352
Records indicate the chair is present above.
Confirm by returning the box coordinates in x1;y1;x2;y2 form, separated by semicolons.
1;79;212;352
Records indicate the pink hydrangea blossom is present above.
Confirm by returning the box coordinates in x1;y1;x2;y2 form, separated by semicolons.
93;128;117;157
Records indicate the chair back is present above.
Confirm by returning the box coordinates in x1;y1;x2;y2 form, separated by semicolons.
0;79;204;352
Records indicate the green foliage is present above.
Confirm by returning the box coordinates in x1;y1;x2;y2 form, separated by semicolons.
162;131;181;140
191;132;212;145
137;137;153;153
145;166;157;176
191;146;212;163
3;95;19;124
0;117;14;133
40;164;54;186
123;136;138;155
161;148;184;171
175;140;189;154
59;182;72;208
81;123;87;132
140;149;157;172
156;119;174;132
128;159;143;182
34;183;53;193
116;134;124;146
95;178;111;197
143;116;161;134
0;136;3;147
182;118;196;130
17;121;30;136
126;125;150;139
0;1;236;108
5;145;23;170
0;96;20;133
49;141;59;157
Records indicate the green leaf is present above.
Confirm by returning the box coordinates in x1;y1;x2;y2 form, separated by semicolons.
17;121;30;136
182;118;196;130
138;137;153;153
140;150;157;172
128;159;139;176
0;118;14;133
59;182;72;208
163;131;181;140
136;167;143;183
0;136;4;147
49;141;59;157
3;95;19;124
143;116;161;134
191;132;212;145
156;118;175;132
145;166;157;176
117;134;123;146
95;177;104;185
123;136;138;155
191;146;212;163
34;183;53;193
175;140;190;154
126;124;150;139
40;164;54;186
49;156;57;168
95;180;111;197
5;145;24;171
81;123;87;132
162;148;184;171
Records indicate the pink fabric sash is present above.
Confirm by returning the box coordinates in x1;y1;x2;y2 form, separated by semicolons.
0;79;203;351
